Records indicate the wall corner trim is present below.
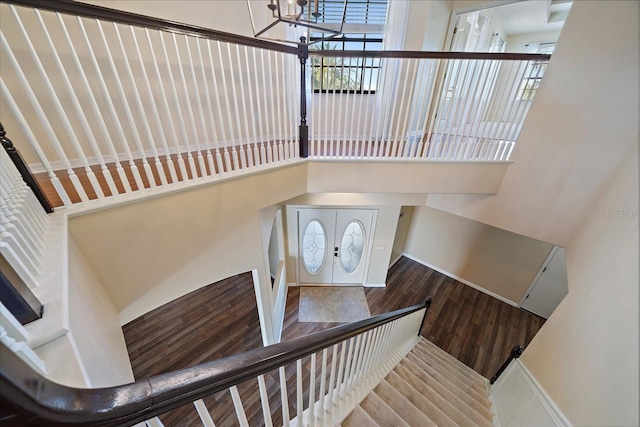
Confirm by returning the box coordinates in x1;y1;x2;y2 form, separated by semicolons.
401;253;519;307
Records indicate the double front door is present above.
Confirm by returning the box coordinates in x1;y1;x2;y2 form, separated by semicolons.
298;209;375;285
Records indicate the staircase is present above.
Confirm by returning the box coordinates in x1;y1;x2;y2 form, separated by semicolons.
343;338;495;427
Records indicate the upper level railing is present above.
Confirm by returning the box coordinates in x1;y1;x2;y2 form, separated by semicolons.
0;0;550;210
1;298;431;426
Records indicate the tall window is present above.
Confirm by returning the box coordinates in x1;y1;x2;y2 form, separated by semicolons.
519;42;555;100
310;0;389;94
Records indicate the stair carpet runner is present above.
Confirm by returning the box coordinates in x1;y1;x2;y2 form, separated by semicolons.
342;338;495;427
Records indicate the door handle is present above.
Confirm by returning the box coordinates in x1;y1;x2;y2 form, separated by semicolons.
334;246;339;257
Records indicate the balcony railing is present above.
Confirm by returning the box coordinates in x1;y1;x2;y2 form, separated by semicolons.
0;0;550;210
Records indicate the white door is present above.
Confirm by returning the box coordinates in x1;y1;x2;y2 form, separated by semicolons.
521;247;569;319
298;209;375;285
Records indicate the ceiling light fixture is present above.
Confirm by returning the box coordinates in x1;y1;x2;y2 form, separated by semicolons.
246;0;346;45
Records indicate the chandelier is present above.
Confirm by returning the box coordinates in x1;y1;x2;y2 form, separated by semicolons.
246;0;346;44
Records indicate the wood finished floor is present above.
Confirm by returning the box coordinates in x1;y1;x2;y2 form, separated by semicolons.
123;256;544;426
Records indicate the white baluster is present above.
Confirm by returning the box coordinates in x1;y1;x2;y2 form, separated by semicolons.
36;10;110;199
130;26;174;185
0;36;88;203
257;374;273;427
145;28;182;182
78;18;137;192
317;348;328;426
296;359;303;425
279;365;290;427
235;45;252;169
196;38;220;175
206;40;229;173
307;352;316;426
215;41;237;171
1;80;71;206
159;31;194;180
229;385;249;427
193;399;215;427
173;33;205;178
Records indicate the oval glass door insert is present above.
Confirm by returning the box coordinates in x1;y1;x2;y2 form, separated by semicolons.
302;220;326;274
340;221;365;273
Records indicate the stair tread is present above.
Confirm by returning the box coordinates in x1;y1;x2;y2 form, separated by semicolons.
399;357;494;424
416;339;487;384
404;351;493;412
374;380;438;427
342;405;378;427
360;391;411;427
385;370;459;427
393;361;492;427
414;340;488;389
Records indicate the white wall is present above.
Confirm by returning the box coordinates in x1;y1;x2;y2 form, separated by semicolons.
426;0;639;248
69;164;308;325
520;139;639;426
67;237;135;387
404;206;552;303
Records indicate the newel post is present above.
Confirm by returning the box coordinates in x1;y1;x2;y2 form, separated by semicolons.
298;36;309;158
418;296;433;336
490;344;524;384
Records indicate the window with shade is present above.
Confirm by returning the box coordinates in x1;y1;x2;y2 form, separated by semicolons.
309;0;389;94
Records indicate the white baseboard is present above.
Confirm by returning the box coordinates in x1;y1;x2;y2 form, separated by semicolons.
401;253;519;307
364;283;386;288
492;359;572;427
389;253;403;268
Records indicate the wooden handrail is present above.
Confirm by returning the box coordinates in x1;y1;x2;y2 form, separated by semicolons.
3;0;299;55
309;50;551;61
0;301;429;426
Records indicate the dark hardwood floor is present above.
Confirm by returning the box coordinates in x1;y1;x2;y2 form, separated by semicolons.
123;256;544;426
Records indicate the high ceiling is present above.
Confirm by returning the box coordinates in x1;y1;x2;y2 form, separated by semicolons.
488;0;572;35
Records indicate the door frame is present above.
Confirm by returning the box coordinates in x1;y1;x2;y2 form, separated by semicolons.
519;245;559;307
293;207;378;286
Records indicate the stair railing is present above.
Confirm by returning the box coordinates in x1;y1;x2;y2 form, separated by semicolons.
307;49;550;161
1;0;303;208
1;0;550;210
1;298;432;426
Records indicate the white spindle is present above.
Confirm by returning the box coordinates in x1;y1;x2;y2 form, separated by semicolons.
193;399;215;427
129;25;171;186
184;36;213;176
257;374;273;427
116;24;167;187
244;46;259;168
450;59;483;159
145;29;181;183
206;39;229;173
218;42;242;171
326;344;338;415
216;41;237;170
159;31;195;180
296;358;303;424
235;45;251;169
173;33;206;178
405;59;430;157
195;38;219;175
256;49;269;166
303;352;315;425
1;79;71;206
317;348;328;425
36;11;112;199
279;366;290;427
0;34;88;203
108;22;159;188
273;51;284;162
266;51;276;164
229;386;249;427
394;58;418;157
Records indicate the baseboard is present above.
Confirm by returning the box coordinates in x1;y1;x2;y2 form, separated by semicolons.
389;253;403;268
364;283;386;288
401;253;519;307
492;359;572;427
